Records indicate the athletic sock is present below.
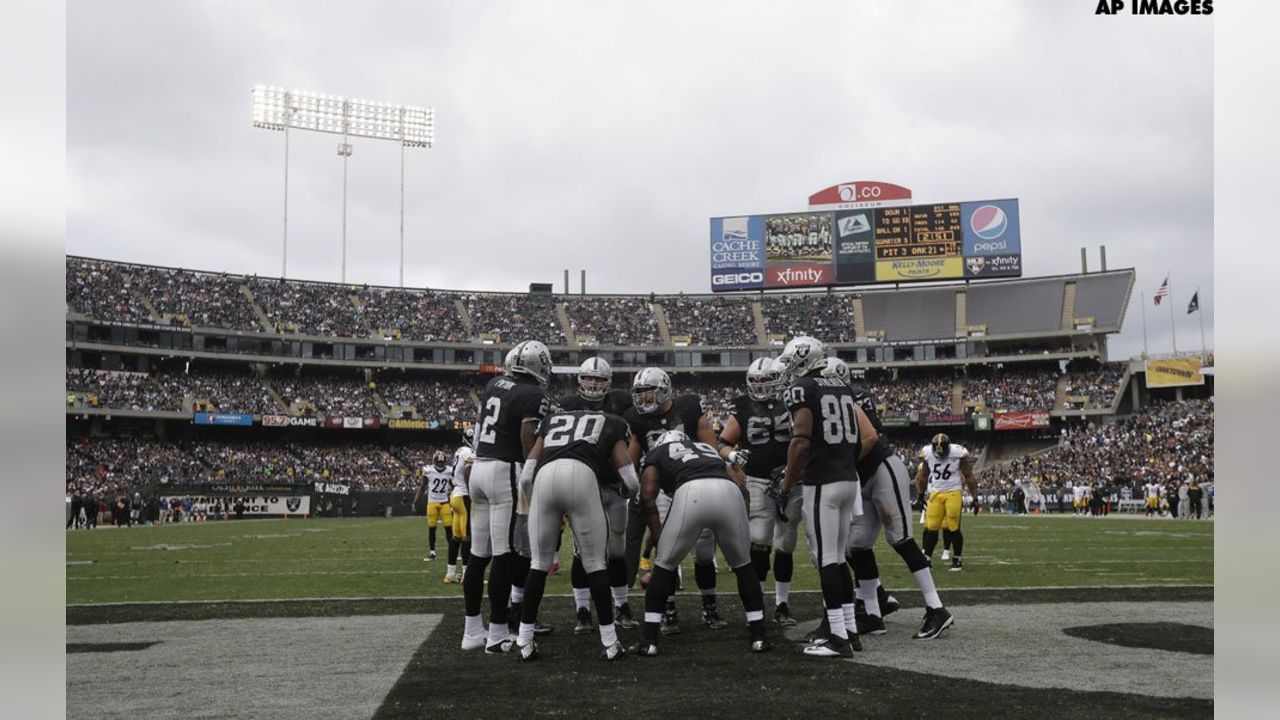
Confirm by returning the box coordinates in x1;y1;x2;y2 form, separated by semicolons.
573;587;591;611
857;579;882;617
509;586;525;605
826;608;847;639
611;586;628;607
842;603;858;637
487;621;507;644
518;622;536;646
774;581;791;606
599;623;618;648
464;613;483;636
914;568;943;609
952;530;965;559
446;563;456;578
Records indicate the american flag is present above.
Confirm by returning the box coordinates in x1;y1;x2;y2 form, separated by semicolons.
1153;276;1169;306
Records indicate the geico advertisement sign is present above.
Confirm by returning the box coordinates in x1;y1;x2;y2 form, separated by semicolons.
163;495;310;515
711;270;763;290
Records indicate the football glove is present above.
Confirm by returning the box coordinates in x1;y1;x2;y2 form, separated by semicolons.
911;495;925;512
769;465;787;484
728;449;751;468
774;491;791;523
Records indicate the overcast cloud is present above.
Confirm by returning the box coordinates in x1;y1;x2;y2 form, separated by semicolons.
67;0;1212;359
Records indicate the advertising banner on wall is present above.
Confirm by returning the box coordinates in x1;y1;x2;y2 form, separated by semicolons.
993;412;1052;430
193;412;253;426
1144;357;1204;387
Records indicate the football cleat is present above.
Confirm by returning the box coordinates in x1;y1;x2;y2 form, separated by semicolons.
941;549;952;561
574;608;595;634
949;558;963;572
484;634;516;654
516;639;539;662
639;556;653;572
427;550;437;561
660;608;681;636
913;607;955;640
442;574;459;584
703;608;729;630
615;603;639;629
773;602;798;626
803;634;854;658
803;616;831;644
629;641;659;657
856;612;886;636
879;587;900;617
533;622;554;636
601;640;627;661
750;638;773;653
461;632;487;651
847;632;864;652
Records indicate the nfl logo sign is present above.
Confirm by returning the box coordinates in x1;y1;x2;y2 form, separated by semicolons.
966;257;986;275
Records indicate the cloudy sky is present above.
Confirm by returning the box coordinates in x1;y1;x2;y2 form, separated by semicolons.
67;0;1212;358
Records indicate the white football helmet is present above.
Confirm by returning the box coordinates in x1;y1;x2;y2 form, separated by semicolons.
821;357;851;384
776;335;826;383
504;340;552;387
655;429;689;447
746;357;783;402
577;357;612;401
632;367;672;415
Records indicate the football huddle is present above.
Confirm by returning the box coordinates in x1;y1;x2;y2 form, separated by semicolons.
434;334;976;662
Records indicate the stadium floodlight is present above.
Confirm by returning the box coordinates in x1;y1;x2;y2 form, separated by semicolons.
252;84;435;284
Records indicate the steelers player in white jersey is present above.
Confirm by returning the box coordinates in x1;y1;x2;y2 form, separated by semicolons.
915;433;978;572
1143;479;1162;517
445;427;476;584
413;451;455;562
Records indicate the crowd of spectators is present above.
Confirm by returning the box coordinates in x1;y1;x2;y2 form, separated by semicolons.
272;374;380;417
129;265;260;331
660;296;758;346
565;296;661;346
358;287;467;342
157;369;281;415
983;398;1214;505
761;294;858;343
247;277;367;337
374;376;477;422
1063;362;1127;410
464;293;566;345
964;365;1059;413
864;370;956;416
65;258;153;323
66;369;170;412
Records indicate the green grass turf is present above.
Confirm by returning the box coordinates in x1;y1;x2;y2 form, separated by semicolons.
66;513;1213;604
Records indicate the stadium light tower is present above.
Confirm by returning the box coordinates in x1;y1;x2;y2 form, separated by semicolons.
251;85;435;285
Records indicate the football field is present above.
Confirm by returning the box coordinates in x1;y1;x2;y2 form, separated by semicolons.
66;513;1213;719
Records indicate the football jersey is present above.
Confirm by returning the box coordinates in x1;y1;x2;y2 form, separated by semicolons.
623;393;707;454
725;394;791;478
849;385;894;481
536;410;631;489
784;375;861;486
424;467;452;503
919;443;969;493
642;439;732;497
475;376;551;462
451;445;474;497
556;389;634;417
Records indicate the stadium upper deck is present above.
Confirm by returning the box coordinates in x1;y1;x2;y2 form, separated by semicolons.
66;257;1133;371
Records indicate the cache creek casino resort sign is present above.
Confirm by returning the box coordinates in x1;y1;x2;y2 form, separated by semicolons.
709;181;1022;291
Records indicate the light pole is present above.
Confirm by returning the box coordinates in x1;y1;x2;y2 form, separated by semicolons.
252;85;434;284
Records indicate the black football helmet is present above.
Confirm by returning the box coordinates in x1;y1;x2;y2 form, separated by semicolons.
931;433;951;459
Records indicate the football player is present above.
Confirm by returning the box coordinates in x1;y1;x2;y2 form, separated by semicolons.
445;427;476;584
623;367;724;633
1144;478;1162;517
413;450;455;562
557;357;639;631
775;336;879;658
916;433;978;572
716;357;803;626
512;407;639;662
824;358;954;640
460;340;553;653
630;429;770;657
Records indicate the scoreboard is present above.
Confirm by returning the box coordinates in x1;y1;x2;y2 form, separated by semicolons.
709;198;1021;291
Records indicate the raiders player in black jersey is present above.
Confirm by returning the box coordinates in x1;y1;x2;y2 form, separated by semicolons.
823;358;954;641
622;367;724;633
716;357;804;626
630;430;770;657
461;341;553;654
513;409;638;662
776;336;880;658
557;357;640;632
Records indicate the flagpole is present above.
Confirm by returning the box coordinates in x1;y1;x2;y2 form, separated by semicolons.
1196;285;1206;361
1167;272;1178;355
1140;289;1149;357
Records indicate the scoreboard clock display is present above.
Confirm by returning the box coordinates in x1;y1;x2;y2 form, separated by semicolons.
874;204;962;260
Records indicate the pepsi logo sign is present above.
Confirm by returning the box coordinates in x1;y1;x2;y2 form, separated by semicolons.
969;205;1008;240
